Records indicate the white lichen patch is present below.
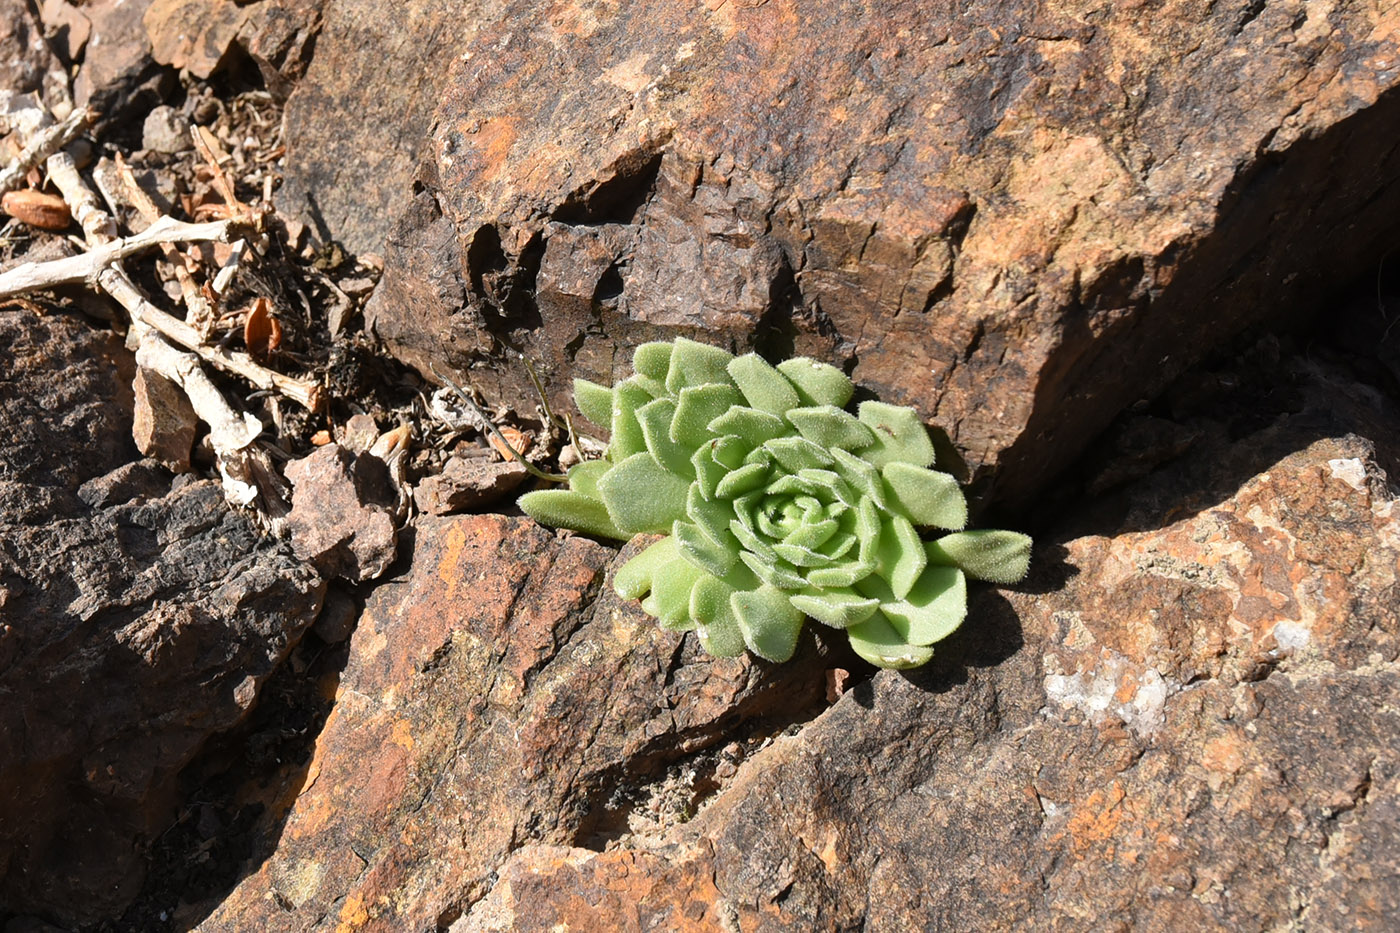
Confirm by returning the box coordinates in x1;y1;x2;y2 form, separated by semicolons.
1043;649;1172;737
1271;619;1312;652
1327;457;1368;493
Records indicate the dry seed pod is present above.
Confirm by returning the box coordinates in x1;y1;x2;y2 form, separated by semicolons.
489;425;532;461
1;190;71;231
242;297;282;361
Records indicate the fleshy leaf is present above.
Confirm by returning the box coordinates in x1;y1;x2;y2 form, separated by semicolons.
674;519;737;577
715;461;769;498
925;530;1032;584
739;551;807;590
672;383;742;447
846;613;936;669
691;444;727;499
731;585;805;661
573;378;614;429
636;398;696;479
832;447;889;510
857;401;936;468
566;460;611;499
777;358;854;408
691;575;747;657
786;405;877;450
597;451;690;534
518;489;625;540
614;535;680;600
707;406;787;446
789;587;880;628
858;566;966;646
633;341;673;380
806;559;875;588
687;485;736;548
764;436;834;471
666;337;735;395
646;558;705;631
875;511;927;600
881;462;968;529
728;353;800;416
610;378;653;460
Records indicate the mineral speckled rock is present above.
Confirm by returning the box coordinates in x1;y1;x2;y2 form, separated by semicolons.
364;0;1400;508
195;514;828;932
451;351;1400;931
0;309;326;926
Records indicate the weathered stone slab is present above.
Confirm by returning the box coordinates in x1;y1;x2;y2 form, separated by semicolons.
196;514;829;931
455;348;1400;930
0;309;325;925
273;0;493;254
366;0;1400;507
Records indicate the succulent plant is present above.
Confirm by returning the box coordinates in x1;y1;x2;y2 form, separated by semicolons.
518;338;1030;669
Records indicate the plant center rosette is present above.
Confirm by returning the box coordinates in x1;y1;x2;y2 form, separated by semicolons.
519;338;1030;669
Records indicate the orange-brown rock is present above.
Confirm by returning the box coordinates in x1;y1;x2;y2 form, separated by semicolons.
361;0;1400;509
196;514;828;931
450;349;1400;929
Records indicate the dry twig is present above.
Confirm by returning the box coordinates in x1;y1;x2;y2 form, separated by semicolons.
0;106;94;194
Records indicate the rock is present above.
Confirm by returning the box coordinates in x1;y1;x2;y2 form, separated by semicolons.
196;514;830;931
0;308;326;926
275;0;490;254
140;103;191;153
454;347;1400;930
142;0;326;92
415;454;529;515
144;0;254;79
0;0;57;95
283;443;399;582
73;0;169;135
131;364;197;471
363;0;1400;510
311;587;358;644
37;0;93;65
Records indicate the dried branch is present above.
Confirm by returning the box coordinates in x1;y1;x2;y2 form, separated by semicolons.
45;152;322;412
0;106;94;194
0;214;254;295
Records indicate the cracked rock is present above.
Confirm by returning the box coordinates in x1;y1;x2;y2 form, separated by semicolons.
284;443;401;583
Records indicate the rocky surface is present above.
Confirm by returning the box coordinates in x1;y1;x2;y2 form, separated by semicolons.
0;309;325;926
196;514;833;931
272;0;491;254
0;0;58;97
189;333;1400;930
449;345;1400;930
363;0;1400;509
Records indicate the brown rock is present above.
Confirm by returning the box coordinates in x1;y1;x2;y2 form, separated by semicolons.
365;0;1400;509
0;308;325;926
275;0;491;254
37;0;92;64
144;0;253;79
0;0;56;95
454;349;1400;930
284;443;400;582
196;514;828;931
73;0;169;128
415;454;529;515
131;364;197;471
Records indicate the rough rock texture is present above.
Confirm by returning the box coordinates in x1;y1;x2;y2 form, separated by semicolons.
273;0;494;253
0;0;57;95
365;0;1400;508
144;0;325;92
196;513;831;931
413;453;528;515
0;309;325;925
72;0;168;130
284;443;399;582
451;346;1400;930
